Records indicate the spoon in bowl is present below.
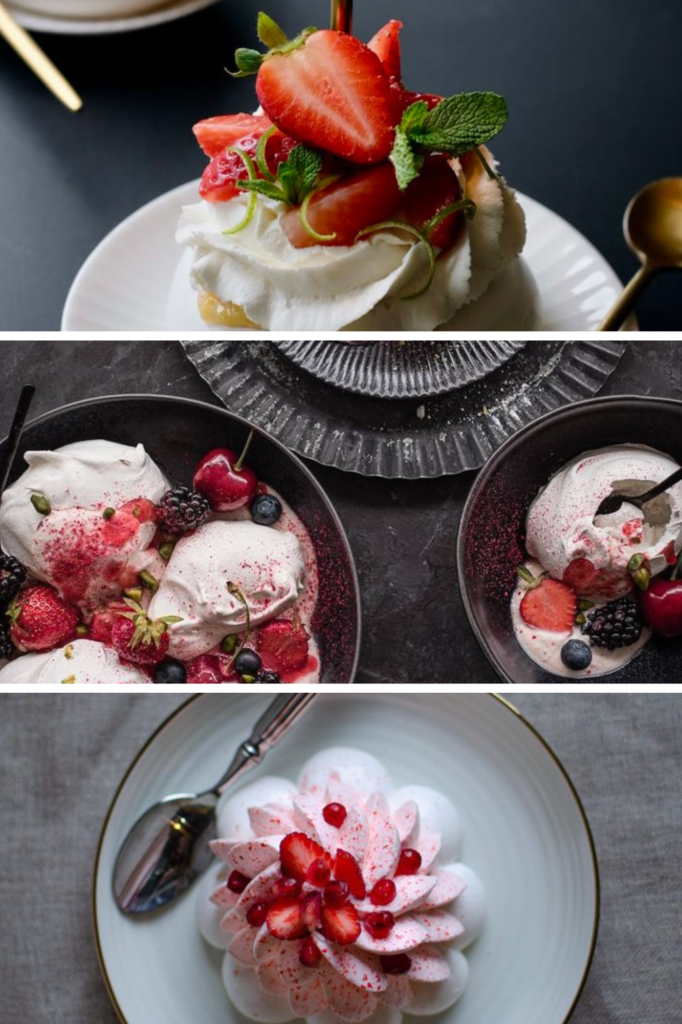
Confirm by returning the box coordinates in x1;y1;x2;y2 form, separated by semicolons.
113;692;316;915
598;178;682;331
595;466;682;517
0;385;35;493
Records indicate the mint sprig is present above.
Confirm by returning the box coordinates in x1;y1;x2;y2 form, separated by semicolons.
390;91;508;189
238;144;323;206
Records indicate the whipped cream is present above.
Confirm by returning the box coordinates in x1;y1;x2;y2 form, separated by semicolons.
0;639;150;684
197;747;484;1024
0;440;168;609
148;520;306;661
177;150;526;331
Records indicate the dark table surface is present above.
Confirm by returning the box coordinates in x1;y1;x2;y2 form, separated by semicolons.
1;0;681;330
3;337;682;684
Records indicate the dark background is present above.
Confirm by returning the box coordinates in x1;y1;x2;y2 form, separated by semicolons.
0;0;681;329
3;338;681;684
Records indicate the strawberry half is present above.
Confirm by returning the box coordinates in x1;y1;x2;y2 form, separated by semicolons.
333;849;366;899
193;113;273;157
255;30;396;165
200;131;298;204
367;20;403;81
257;618;312;671
402;156;463;250
281;163;402;249
320;900;361;945
518;568;577;633
280;832;329;881
8;585;79;653
266;898;308;940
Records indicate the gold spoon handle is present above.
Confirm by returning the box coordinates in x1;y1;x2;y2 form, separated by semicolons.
331;0;353;33
597;264;654;331
0;1;82;111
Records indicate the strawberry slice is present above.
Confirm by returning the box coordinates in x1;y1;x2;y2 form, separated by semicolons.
256;30;396;165
320;901;361;945
257;618;312;671
367;20;403;81
402;156;463;250
266;898;308;940
334;849;366;900
280;832;327;881
200;131;298;204
519;575;577;633
281;163;402;249
193;113;273;157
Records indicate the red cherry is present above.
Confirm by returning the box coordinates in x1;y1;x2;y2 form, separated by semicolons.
369;879;396;906
324;880;350;905
639;577;682;637
227;870;251;893
192;432;257;511
301;891;322;930
246;901;271;926
395;849;422;876
364;911;395;939
380;953;412;975
274;876;302;899
323;802;348;828
299;936;322;968
306;857;332;888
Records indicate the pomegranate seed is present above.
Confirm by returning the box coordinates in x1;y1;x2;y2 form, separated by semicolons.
299;936;322;968
323;802;347;827
246;901;270;927
395;849;422;876
306;857;332;887
380;953;412;975
369;879;396;906
364;911;395;939
274;876;302;899
324;880;350;905
302;891;322;930
227;870;251;894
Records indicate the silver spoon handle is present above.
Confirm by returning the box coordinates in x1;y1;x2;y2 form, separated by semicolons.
213;693;317;794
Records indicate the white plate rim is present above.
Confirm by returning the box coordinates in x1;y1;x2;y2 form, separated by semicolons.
61;179;633;332
8;0;218;35
91;693;601;1024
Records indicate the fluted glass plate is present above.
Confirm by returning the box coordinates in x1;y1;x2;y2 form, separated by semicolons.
94;693;598;1024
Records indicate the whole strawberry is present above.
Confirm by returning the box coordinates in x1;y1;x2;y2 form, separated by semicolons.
8;585;79;652
111;599;182;666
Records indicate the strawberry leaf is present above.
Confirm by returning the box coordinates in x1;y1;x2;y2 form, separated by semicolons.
232;48;264;77
257;12;288;49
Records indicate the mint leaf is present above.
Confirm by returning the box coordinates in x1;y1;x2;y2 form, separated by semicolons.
400;100;430;137
418;92;508;156
238;179;288;202
278;145;323;204
390;129;424;190
257;12;288;49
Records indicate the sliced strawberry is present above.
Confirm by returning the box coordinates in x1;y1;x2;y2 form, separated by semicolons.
320;901;361;945
8;585;79;653
193;113;273;157
400;88;443;112
280;832;327;881
257;618;312;671
520;578;577;633
199;131;298;204
333;849;366;900
89;603;128;645
256;30;396;164
266;898;308;940
562;558;627;600
402;156;463;250
367;20;403;81
281;162;402;249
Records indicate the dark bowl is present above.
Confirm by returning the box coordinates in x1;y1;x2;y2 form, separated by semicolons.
0;395;361;685
457;395;682;685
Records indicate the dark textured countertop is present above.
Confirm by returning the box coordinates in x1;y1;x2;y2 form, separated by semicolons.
3;338;682;684
0;0;681;328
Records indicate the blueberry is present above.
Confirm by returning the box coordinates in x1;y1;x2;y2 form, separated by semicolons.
560;640;593;671
154;659;187;684
251;494;283;526
233;648;262;675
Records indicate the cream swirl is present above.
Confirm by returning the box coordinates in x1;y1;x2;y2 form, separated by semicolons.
0;639;150;684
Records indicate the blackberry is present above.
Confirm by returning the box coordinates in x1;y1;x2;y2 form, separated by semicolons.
0;622;14;660
255;670;281;685
157;486;210;534
581;597;642;650
0;554;27;610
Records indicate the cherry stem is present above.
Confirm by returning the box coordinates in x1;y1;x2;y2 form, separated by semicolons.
234;430;255;472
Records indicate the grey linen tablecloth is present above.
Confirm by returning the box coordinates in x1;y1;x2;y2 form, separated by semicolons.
1;693;680;1023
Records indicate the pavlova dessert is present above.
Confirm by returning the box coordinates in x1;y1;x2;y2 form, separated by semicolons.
512;445;682;677
177;14;526;331
198;747;484;1023
0;436;319;685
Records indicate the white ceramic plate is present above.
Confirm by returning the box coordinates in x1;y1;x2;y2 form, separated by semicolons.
94;693;599;1024
63;180;626;331
8;0;218;35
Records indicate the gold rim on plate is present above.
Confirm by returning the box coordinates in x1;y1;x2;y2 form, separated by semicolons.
91;693;600;1024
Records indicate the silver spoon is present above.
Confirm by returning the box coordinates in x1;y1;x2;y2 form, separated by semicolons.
0;385;35;493
595;466;682;517
114;693;317;915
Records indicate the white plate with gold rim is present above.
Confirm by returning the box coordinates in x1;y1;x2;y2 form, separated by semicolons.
8;0;218;35
93;693;599;1024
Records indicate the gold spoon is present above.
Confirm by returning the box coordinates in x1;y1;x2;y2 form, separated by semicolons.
0;1;82;111
598;177;682;330
331;0;353;33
